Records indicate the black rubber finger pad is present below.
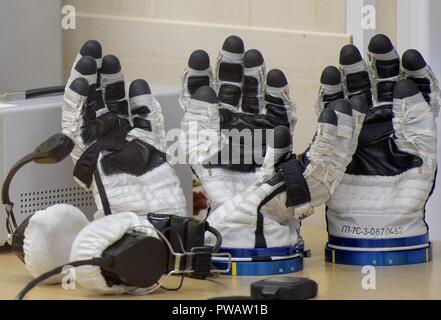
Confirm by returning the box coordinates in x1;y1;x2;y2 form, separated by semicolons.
194;86;218;104
244;49;264;68
368;34;394;54
69;77;90;96
222;35;245;54
79;40;102;59
339;45;363;65
75;56;97;75
402;49;427;71
267;69;288;88
129;79;151;97
321;66;341;85
349;95;368;114
318;109;338;126
188;50;210;70
394;79;420;99
329;99;352;116
102;55;122;74
271;125;291;149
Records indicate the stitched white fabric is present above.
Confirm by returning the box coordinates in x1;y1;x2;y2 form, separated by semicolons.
23;204;89;283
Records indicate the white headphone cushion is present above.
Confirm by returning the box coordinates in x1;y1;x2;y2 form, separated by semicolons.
23;204;89;283
70;212;156;294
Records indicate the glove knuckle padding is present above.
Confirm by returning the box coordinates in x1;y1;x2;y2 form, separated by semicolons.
23;204;89;283
62;88;89;161
129;94;167;152
70;212;155;293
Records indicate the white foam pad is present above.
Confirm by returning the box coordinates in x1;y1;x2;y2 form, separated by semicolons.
23;204;89;283
70;212;156;294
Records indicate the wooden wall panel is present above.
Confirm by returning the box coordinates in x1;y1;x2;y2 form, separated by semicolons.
152;0;249;26
375;0;397;43
67;0;153;18
67;0;346;33
248;0;346;33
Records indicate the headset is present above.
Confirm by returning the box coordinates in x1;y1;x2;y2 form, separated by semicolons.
2;134;231;299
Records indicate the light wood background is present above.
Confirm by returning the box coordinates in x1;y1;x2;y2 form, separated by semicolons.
62;0;397;228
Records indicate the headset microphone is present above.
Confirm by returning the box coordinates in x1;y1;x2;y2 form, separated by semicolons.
2;134;230;300
1;133;74;244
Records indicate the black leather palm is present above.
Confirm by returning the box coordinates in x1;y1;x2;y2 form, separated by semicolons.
203;108;290;172
101;139;166;176
345;105;423;176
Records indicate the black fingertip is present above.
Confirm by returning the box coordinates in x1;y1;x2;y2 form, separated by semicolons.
349;95;368;114
244;49;264;68
188;50;210;70
339;44;363;65
193;86;218;104
318;109;338;126
74;56;97;75
69;77;90;96
271;126;291;149
368;34;394;54
129;79;151;98
79;40;102;59
402;49;427;71
320;66;341;85
393;79;420;99
266;69;288;88
101;54;122;74
329;99;352;116
222;35;245;54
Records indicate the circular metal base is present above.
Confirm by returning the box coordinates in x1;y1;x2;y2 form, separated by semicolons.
213;255;304;276
325;244;432;266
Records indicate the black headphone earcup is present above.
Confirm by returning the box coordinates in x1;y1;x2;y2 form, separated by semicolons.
101;234;169;288
70;212;161;293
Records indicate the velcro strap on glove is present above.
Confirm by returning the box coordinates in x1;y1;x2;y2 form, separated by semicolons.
278;157;311;207
73;125;131;188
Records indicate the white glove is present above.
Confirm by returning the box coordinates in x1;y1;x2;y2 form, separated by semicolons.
180;36;367;252
316;34;440;265
62;40;186;218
